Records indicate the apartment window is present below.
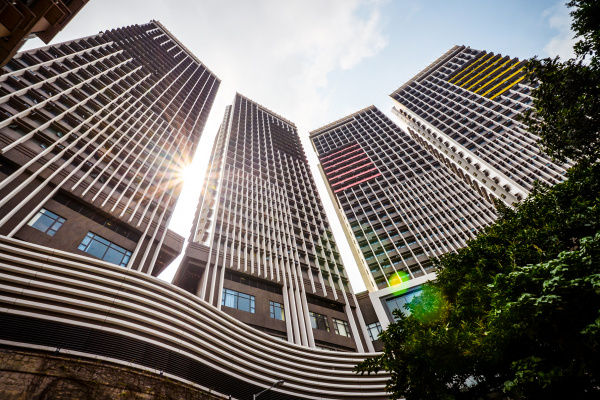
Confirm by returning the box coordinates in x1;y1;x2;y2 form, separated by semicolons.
310;311;330;332
269;301;285;321
366;321;382;341
332;318;352;337
222;288;255;313
78;232;132;267
27;208;66;236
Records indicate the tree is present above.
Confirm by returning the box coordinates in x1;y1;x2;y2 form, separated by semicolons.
356;2;600;398
521;0;600;163
357;164;600;399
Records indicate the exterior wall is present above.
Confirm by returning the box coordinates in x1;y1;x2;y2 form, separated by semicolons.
0;21;219;276
0;0;90;67
312;46;572;328
175;94;372;352
0;236;389;400
310;106;496;296
390;45;571;205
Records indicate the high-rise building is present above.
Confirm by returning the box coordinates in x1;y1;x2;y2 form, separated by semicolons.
0;25;388;400
1;0;90;67
390;45;571;206
0;20;220;276
310;106;497;330
174;94;373;352
310;46;571;331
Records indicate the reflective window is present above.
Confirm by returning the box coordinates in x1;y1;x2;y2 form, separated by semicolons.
332;318;351;337
309;311;329;332
27;208;66;236
78;232;132;267
366;321;382;341
269;301;285;321
222;288;255;313
386;289;423;321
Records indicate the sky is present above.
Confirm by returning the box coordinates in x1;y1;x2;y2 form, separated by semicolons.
24;0;577;292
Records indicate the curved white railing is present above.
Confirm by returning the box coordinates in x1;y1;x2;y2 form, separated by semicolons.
0;236;389;399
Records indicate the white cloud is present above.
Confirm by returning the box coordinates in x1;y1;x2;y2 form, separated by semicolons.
171;0;388;131
542;2;577;59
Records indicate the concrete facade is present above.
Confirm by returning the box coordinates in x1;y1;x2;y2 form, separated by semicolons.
310;46;571;329
174;94;373;352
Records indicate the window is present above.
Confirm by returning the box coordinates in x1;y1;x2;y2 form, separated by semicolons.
27;208;66;236
366;322;382;341
310;311;330;332
78;232;132;267
222;288;255;313
332;318;351;337
269;301;285;321
386;289;423;321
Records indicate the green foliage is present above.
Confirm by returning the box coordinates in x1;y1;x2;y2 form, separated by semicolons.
357;164;600;400
520;0;600;163
569;0;600;63
488;233;600;398
521;58;600;163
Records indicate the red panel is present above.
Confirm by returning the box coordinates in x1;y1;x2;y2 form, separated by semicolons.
329;162;374;182
334;173;382;193
320;143;360;162
332;167;379;188
322;148;363;167
324;155;370;176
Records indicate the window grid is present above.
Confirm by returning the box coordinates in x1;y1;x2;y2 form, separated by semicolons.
269;301;285;321
222;288;255;313
309;311;330;332
77;232;132;267
386;289;423;321
332;318;351;337
27;208;66;236
366;321;382;341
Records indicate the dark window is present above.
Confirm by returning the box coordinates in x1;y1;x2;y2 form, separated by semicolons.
366;321;382;341
224;270;282;295
305;295;344;313
78;232;132;267
27;208;66;236
310;311;330;332
53;193;141;242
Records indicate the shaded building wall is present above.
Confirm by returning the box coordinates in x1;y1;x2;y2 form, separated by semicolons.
0;0;90;67
0;21;220;275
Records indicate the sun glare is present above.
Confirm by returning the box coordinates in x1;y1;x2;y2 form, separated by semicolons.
179;164;196;185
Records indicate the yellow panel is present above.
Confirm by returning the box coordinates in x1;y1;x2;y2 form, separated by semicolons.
459;56;504;88
482;67;525;98
489;76;526;100
448;53;490;84
469;59;513;92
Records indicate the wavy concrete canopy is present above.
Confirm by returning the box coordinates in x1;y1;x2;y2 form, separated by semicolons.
0;236;389;399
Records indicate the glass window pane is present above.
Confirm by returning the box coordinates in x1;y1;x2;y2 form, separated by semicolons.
238;296;250;312
103;247;125;265
78;232;131;268
86;239;108;259
27;207;66;236
29;214;55;232
222;288;255;313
